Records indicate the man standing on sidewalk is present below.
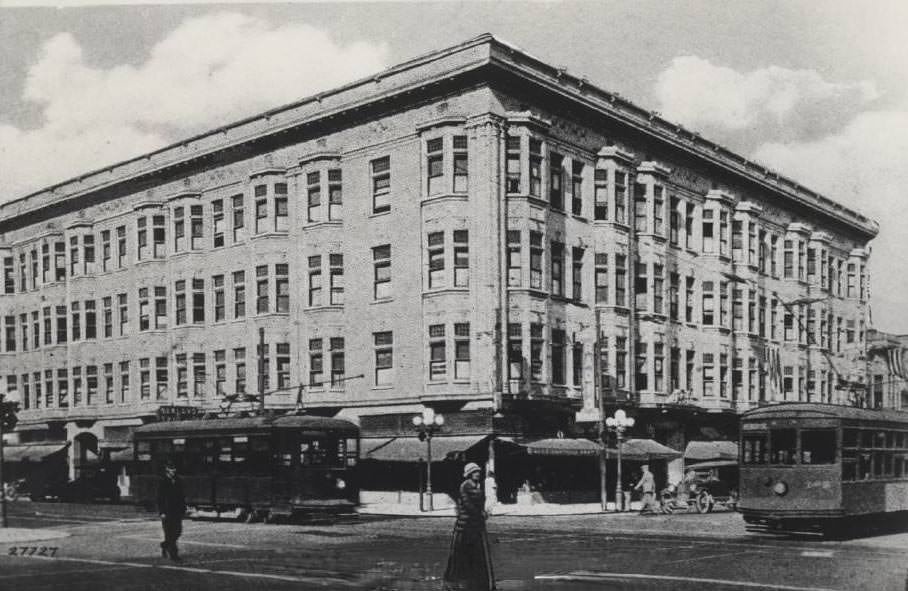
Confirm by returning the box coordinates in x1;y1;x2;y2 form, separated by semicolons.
157;460;185;562
634;464;658;515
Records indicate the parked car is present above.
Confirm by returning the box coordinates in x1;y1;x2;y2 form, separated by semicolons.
31;467;121;503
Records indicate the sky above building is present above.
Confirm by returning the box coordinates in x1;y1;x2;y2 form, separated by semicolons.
1;1;906;331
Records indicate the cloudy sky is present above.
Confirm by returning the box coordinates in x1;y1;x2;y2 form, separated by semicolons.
1;1;906;331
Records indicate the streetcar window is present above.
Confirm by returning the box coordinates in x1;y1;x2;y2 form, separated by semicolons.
873;452;884;477
884;453;895;476
800;430;836;464
886;432;897;448
743;433;768;464
860;430;874;448
858;452;872;480
137;440;151;452
842;429;858;448
842;451;857;481
897;432;906;449
345;438;359;467
770;429;797;464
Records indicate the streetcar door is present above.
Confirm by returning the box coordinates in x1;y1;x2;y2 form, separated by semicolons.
271;430;296;508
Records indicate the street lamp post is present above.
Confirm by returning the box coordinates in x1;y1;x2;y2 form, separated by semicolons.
412;408;445;512
605;409;635;511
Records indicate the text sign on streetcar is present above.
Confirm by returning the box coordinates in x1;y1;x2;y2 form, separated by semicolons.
157;405;204;422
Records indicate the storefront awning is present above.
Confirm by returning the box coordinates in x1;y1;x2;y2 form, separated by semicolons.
107;447;134;463
606;438;682;461
684;440;738;462
13;422;50;433
361;436;487;462
521;438;602;456
2;443;69;462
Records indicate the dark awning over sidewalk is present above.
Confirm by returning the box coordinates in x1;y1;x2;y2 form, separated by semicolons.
361;436;487;462
606;439;682;461
521;438;602;456
2;443;69;462
684;440;738;462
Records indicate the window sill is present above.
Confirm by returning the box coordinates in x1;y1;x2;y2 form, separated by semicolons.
423;193;468;205
250;232;289;241
305;305;343;313
253;312;291;319
571;214;588;223
370;298;394;305
423;288;469;298
371;385;394;391
303;220;343;230
369;210;391;219
591;220;631;232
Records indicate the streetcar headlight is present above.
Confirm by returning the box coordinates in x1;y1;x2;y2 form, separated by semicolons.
335;478;346;490
772;481;788;496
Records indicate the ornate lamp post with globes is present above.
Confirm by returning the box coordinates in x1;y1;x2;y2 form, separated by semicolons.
412;407;445;512
605;409;635;511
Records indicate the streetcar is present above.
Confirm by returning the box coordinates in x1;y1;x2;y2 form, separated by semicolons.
739;403;908;535
131;413;360;521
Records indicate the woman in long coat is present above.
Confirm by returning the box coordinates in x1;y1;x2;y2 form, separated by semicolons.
443;462;495;591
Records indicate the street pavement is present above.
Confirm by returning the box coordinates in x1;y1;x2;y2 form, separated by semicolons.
1;501;907;590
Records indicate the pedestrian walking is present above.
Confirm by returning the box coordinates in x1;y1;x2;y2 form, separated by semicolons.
157;460;186;562
443;462;496;591
634;464;658;515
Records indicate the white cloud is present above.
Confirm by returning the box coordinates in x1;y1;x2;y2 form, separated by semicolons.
753;109;908;332
654;56;878;143
1;12;390;200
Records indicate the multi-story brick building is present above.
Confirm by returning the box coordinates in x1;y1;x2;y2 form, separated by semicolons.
867;329;908;411
0;35;878;502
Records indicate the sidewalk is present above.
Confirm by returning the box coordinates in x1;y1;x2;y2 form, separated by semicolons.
359;502;644;517
0;527;70;543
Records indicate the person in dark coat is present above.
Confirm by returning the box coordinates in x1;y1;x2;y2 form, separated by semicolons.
443;462;495;591
157;460;186;562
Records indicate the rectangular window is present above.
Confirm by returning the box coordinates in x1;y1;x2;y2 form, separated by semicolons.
506;136;522;193
748;223;758;266
551;329;566;385
103;297;112;338
669;272;679;321
213;275;225;321
83;234;95;274
118;293;128;336
58;369;68;408
571;161;583;216
3;257;14;294
427;137;444;196
732;220;743;261
685;276;695;323
719;211;729;257
373;245;391;299
702;281;715;326
372;156;391;213
41;244;50;284
154;286;167;329
733;289;744;331
44;371;53;408
156;356;168;400
748;290;757;334
85;300;97;339
615;171;627;224
669;196;680;245
212;199;224;248
846;263;856;298
232;195;245;242
670;346;680;391
256;265;269;313
550;153;564;210
192;278;205;323
798;240;806;281
654;343;665;392
573;341;583;388
275;264;289;313
595;253;608;304
116;226;126;267
784;240;794;279
702;352;714;397
330;338;345;388
254;184;268;234
615;254;627;307
234;348;246;394
43;307;51;345
594;168;608;220
427;232;444;289
685;203;695;250
69;236;79;276
429;324;446;381
329;254;344;305
173;206;185;251
190;205;204;248
636;341;648;391
152;215;165;259
119;361;129;403
192;353;205;398
653;264;664;315
507;230;521;287
551;242;564;297
572;247;583;302
783;366;794;398
635;261;648;312
453;230;469;288
175;280;186;325
33;372;41;410
54;241;66;280
307;171;322;222
616;336;627;389
232;270;245;318
31;311;39;349
529;138;542;197
72;366;82;407
308;255;322;306
55;306;67;344
328;168;343;221
139;359;150;400
374;331;393;386
634;183;648;233
702;209;714;253
771;299;779;340
530;323;544;382
454;323;471;380
530;231;543;290
452;136;468;193
275;343;290;390
653;186;664;236
719;281;729;328
71;302;81;341
214;350;226;397
4;316;14;352
274;183;288;232
508;323;523;381
101;230;111;271
784;311;795;342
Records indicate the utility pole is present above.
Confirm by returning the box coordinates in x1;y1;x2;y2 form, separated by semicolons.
0;405;6;528
595;309;608;512
258;327;266;413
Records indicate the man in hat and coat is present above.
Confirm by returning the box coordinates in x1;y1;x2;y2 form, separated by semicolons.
157;460;186;562
443;462;496;590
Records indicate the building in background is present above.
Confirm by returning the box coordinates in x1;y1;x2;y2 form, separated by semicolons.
867;329;908;410
0;35;879;504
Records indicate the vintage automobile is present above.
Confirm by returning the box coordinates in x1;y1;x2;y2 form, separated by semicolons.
685;459;739;513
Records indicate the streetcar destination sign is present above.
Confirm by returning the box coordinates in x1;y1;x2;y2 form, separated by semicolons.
157;405;204;422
